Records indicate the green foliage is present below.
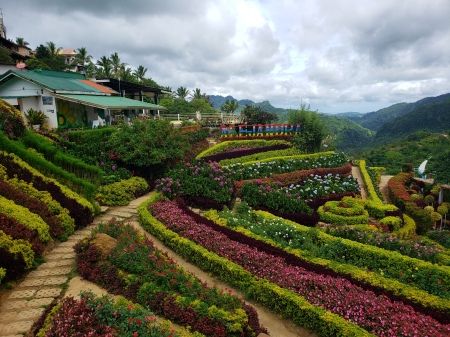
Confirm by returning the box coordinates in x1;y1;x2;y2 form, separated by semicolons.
0;133;97;200
24;108;48;125
240;105;278;124
159;97;196;115
220;99;240;114
106;119;189;174
375;97;450;145
288;104;327;153
0;99;26;140
0;48;14;63
427;149;450;185
95;177;149;206
0;230;35;270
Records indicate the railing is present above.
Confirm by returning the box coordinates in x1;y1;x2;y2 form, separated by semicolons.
152;112;245;125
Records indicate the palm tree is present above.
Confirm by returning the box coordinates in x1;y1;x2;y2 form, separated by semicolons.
133;65;147;82
220;99;240;114
190;88;204;100
110;52;126;78
46;41;62;60
119;65;134;82
15;37;29;47
73;47;92;71
176;86;190;100
96;56;112;78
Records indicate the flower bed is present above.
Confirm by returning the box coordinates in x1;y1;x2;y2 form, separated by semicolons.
74;220;266;337
148;197;450;336
36;292;202;337
201;143;294;163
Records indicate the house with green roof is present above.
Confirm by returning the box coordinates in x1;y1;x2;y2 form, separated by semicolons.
0;69;166;129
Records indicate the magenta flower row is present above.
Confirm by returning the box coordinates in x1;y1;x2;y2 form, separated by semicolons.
149;199;450;337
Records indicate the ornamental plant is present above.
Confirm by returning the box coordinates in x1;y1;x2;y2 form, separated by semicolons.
0;99;26;140
156;160;234;204
149;198;450;336
75;220;266;336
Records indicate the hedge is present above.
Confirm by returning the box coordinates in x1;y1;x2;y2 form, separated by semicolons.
0;151;94;228
95;177;149;206
0;229;35;279
138;193;372;337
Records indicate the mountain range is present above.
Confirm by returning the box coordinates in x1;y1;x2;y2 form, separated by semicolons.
208;92;450;172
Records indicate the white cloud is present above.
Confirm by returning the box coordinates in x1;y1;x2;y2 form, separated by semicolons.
2;0;449;113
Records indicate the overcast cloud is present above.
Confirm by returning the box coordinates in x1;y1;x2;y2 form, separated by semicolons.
2;0;449;113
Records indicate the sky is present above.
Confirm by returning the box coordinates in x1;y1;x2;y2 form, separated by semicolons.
1;0;450;113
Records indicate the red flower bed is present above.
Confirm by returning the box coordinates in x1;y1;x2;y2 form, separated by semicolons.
0;181;64;238
149;199;450;336
0;213;45;255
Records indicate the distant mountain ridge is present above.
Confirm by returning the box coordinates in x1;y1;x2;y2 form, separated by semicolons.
345;93;450;131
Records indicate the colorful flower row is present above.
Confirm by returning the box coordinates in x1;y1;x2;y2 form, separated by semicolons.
74;220;266;337
147;197;450;336
37;291;202;337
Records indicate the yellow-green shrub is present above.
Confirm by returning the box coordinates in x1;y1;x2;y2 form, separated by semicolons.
0;195;51;242
0;230;35;270
318;204;369;226
5;175;75;237
196;139;292;159
95;177;149;206
393;214;416;240
379;216;403;231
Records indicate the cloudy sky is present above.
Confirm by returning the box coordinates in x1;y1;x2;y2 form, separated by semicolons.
2;0;450;113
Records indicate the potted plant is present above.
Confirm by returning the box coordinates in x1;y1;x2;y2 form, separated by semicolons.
24;108;47;130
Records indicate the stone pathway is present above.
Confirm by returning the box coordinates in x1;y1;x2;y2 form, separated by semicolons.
0;194;150;337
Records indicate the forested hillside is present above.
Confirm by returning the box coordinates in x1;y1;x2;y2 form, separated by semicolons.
320;114;375;155
374;97;450;145
347;93;450;131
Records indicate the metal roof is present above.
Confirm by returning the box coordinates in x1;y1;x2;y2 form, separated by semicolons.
0;69;118;94
54;94;167;110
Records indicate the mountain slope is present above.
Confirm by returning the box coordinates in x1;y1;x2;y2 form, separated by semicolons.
320;115;375;154
347;93;450;131
374;97;450;144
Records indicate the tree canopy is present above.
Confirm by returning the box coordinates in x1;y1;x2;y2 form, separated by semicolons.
288;103;327;153
241;105;278;124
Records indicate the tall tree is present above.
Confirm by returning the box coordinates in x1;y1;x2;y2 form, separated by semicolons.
110;52;126;78
133;65;147;82
176;86;190;100
96;56;112;78
15;37;29;47
73;47;92;73
46;41;62;60
190;88;203;100
288;103;327;153
119;65;134;82
34;41;65;70
220;99;239;114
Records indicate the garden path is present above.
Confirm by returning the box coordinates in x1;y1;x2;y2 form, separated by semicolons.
0;193;317;337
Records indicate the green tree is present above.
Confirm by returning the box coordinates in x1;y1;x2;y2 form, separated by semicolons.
0;48;13;63
288;103;327;153
106;119;189;176
34;41;66;70
241;105;278;124
190;98;216;114
427;150;450;185
110;52;126;78
15;37;29;47
220;99;239;114
25;58;51;70
190;88;203;100
133;65;147;82
73;47;92;73
96;56;112;78
176;86;190;100
118;65;134;82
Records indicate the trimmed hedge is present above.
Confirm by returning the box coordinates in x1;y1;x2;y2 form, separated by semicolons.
0;132;97;201
196;139;292;159
95;177;149;206
0;151;94;228
138;193;372;337
0;195;51;242
0;230;35;279
21;131;104;185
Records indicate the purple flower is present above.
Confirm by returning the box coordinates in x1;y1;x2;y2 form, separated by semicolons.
112;165;116;171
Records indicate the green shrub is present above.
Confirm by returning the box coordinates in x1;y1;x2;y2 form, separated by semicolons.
0;195;51;242
95;177;149;206
379;216;403;231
